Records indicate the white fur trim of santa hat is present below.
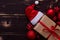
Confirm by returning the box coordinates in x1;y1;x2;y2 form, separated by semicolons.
31;11;44;25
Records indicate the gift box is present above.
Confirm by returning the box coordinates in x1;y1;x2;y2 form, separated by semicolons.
33;15;60;40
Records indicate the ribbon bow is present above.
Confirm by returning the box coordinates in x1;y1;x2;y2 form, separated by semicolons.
39;21;60;40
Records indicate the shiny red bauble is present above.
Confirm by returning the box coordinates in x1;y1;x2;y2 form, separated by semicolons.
26;23;33;30
52;16;57;22
47;9;55;18
57;12;60;21
26;30;36;40
54;6;59;12
56;21;60;26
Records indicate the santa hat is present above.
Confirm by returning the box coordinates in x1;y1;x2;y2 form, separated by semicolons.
25;1;44;25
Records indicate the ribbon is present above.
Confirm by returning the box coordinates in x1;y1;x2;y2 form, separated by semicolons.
39;21;60;40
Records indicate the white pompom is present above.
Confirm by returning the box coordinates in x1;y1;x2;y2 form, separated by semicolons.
35;1;39;5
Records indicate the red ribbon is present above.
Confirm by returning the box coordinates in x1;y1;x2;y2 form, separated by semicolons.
39;21;60;40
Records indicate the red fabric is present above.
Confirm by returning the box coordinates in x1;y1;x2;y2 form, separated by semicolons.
29;10;38;21
25;4;35;14
39;21;60;40
25;4;38;21
25;4;35;17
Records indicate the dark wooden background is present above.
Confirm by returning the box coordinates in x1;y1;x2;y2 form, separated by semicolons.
0;0;28;40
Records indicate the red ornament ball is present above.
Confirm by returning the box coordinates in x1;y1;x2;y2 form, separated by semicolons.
26;30;36;40
57;12;60;21
26;23;33;30
54;6;59;12
56;21;60;26
52;16;57;22
47;9;55;18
